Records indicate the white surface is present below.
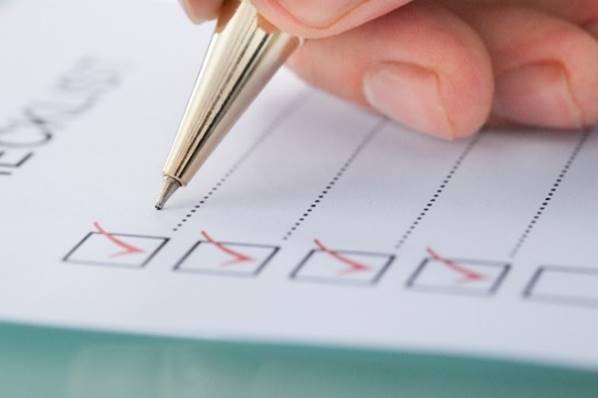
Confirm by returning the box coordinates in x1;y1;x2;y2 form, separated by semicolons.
2;0;598;371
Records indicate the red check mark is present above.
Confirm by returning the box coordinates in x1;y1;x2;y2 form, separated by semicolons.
93;222;145;258
201;230;254;266
426;247;486;283
314;239;370;275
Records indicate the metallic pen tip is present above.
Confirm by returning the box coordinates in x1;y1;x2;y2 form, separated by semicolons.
155;176;181;210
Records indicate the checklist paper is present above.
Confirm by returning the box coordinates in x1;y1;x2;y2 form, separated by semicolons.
2;0;598;371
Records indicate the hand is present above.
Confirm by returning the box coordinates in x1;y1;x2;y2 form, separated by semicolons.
180;0;598;139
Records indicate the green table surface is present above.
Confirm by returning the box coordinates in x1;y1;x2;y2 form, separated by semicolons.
1;322;597;398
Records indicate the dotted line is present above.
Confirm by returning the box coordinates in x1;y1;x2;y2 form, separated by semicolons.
173;93;309;232
281;119;386;241
509;131;590;258
394;135;481;250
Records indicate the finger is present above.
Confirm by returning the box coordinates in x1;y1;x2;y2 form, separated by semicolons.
288;1;494;139
588;22;598;39
514;0;598;26
251;0;414;38
452;4;598;129
440;0;598;26
496;0;598;40
179;0;222;23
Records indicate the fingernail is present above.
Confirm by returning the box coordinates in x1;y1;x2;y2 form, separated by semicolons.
363;63;456;139
495;61;584;128
179;0;204;23
276;0;364;28
584;20;598;39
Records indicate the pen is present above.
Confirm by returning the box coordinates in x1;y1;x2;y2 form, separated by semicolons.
155;0;301;209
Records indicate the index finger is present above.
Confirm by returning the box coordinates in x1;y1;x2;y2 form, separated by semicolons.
253;0;414;38
182;0;414;38
179;0;222;23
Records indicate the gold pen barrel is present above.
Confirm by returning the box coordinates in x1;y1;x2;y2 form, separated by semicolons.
162;0;300;188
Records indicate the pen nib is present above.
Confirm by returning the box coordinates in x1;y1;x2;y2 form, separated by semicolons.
155;176;181;210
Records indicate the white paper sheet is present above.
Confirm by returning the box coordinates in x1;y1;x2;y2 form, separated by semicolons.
2;0;598;370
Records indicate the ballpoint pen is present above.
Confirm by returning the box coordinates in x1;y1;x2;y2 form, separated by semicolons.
155;0;301;209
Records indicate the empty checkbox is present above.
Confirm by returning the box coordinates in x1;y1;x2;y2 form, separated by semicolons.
524;266;598;307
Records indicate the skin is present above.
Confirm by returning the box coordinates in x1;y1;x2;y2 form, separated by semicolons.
180;0;598;139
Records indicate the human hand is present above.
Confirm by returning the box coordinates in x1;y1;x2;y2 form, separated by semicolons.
180;0;598;139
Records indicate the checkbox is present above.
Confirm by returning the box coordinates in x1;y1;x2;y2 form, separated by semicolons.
174;232;278;277
524;266;598;307
63;223;169;268
291;240;394;286
406;248;510;296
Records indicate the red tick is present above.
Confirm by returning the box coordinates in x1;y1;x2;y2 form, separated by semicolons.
93;221;144;258
314;239;370;275
426;247;486;283
201;230;254;266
